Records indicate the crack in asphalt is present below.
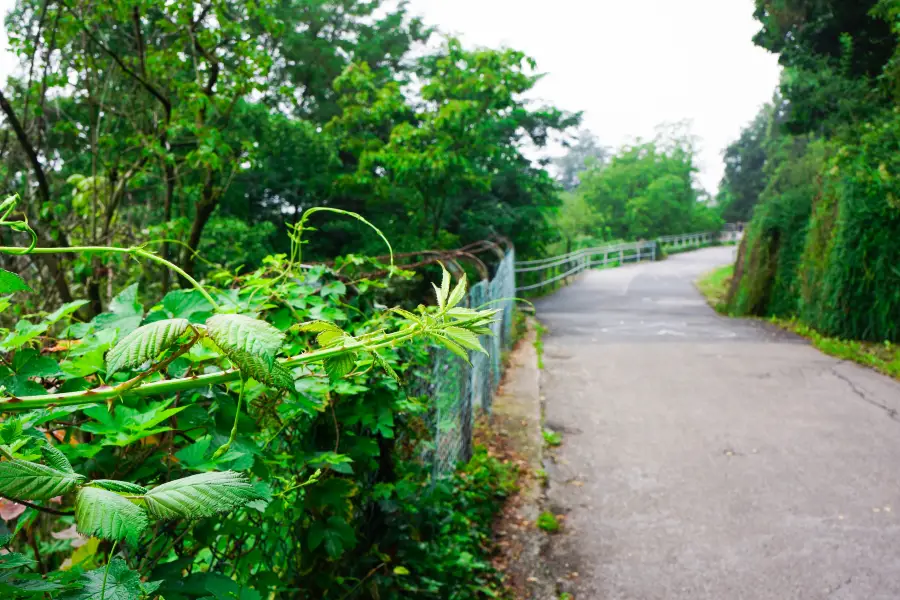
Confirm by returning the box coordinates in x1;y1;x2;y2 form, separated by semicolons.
831;364;899;422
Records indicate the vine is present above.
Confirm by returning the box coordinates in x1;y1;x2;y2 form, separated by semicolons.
0;195;498;596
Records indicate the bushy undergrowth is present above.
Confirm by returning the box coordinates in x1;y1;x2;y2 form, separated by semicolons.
0;201;513;599
728;114;900;343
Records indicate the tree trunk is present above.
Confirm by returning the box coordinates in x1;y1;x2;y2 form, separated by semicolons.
181;176;217;280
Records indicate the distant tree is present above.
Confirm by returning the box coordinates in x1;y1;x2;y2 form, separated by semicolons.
553;129;608;190
718;104;774;222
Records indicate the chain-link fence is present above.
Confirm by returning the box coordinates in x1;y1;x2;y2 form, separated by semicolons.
411;247;516;476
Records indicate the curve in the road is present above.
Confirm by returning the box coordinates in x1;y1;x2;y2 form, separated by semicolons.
537;246;900;600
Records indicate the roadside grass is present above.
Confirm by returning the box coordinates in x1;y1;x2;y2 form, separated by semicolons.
695;265;900;381
770;318;900;380
696;264;734;314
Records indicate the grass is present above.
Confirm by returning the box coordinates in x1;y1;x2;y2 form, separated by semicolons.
696;264;734;314
536;511;561;533
695;265;900;381
533;320;547;369
542;429;562;447
770;318;900;380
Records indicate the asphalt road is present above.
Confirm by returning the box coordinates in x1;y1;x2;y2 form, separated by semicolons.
536;246;900;600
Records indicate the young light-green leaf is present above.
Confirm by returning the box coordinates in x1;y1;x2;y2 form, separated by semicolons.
205;314;284;368
324;353;356;381
444;326;488;355
74;486;148;544
106;318;191;374
440;265;451;307
0;269;30;294
428;333;471;365
0;459;85;501
446;273;468;309
143;471;264;520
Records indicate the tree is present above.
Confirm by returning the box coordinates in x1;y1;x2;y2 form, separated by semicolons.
553;129;608;190
575;127;713;241
718;103;774;222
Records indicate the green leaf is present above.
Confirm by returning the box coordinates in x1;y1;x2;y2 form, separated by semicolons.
0;553;35;570
88;480;149;495
0;269;29;294
432;283;445;312
446;273;468;309
227;350;295;390
205;314;284;369
59;558;143;600
0;459;85;501
428;333;470;364
81;402;188;447
370;351;399;382
307;516;356;558
319;281;346;298
444;326;488;354
40;444;74;474
297;321;342;334
324;353;356;381
74;487;148;544
106;318;191;374
162;289;214;320
44;300;89;325
440;265;451;307
143;471;264;520
16;354;62;379
92;284;144;336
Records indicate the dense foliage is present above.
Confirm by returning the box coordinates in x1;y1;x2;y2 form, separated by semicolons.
0;0;576;315
725;0;900;342
548;126;722;253
0;199;516;598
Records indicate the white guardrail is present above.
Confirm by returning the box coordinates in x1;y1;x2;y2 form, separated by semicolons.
515;229;742;293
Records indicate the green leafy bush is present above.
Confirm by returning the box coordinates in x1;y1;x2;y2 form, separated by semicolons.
0;199;507;598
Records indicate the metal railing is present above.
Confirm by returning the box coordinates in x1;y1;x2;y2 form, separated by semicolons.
516;241;657;292
516;229;739;293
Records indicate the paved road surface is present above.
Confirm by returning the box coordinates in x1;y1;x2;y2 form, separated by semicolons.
536;246;900;600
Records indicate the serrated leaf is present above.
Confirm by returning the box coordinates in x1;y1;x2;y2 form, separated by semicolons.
0;269;30;294
227;350;294;390
297;321;343;334
40;444;74;474
88;480;149;495
0;459;85;501
446;273;468;309
59;558;142;600
206;314;284;369
431;283;445;312
444;326;488;354
0;552;35;569
324;353;356;381
428;333;470;364
440;265;451;306
74;487;148;544
370;352;399;383
143;471;264;520
106;318;190;374
316;329;346;347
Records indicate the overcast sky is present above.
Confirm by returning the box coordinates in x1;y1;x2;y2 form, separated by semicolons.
0;0;781;194
409;0;782;193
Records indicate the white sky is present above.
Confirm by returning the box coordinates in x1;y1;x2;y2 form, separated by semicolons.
409;0;782;193
0;0;780;194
